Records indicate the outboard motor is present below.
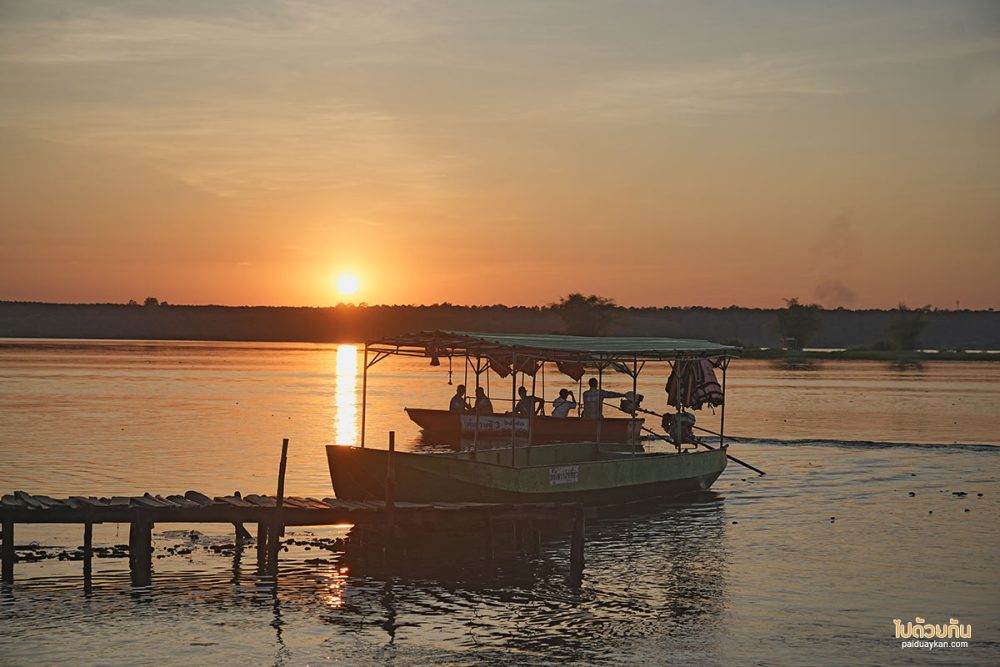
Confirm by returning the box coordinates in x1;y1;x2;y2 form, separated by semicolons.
619;391;644;414
662;411;695;445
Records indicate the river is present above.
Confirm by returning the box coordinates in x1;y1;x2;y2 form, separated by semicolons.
1;339;997;665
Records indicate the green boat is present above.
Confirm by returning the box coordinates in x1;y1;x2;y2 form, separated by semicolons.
329;331;741;505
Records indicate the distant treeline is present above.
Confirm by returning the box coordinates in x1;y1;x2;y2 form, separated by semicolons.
1;301;998;349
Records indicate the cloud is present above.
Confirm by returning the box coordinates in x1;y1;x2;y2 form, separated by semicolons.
502;53;841;125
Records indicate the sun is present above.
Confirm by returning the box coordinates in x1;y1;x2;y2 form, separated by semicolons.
336;273;360;296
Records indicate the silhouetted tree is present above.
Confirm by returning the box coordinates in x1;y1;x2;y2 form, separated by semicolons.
775;297;821;349
143;297;159;307
886;303;930;350
552;293;617;335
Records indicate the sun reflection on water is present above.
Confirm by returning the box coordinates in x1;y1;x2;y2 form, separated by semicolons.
334;344;357;445
321;565;350;608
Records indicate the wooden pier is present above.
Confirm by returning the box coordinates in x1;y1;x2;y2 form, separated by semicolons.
0;490;587;586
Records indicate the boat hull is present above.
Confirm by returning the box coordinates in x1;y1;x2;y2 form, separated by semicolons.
405;407;642;444
327;442;727;505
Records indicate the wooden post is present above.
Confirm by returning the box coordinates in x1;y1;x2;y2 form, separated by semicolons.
128;516;153;587
525;520;540;556
570;506;585;584
267;438;289;575
484;513;495;562
385;431;396;553
2;520;14;583
256;522;270;571
83;522;93;581
234;522;252;545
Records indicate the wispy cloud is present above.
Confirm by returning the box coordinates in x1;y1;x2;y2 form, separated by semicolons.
523;54;841;124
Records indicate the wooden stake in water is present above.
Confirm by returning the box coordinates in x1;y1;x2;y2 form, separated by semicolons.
385;431;396;531
267;438;289;575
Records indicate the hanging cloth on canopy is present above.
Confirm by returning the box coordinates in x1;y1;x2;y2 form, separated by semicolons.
489;354;542;377
666;359;724;410
489;354;512;378
555;360;585;381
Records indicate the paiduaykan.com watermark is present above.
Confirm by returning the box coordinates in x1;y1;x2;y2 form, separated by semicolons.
894;617;972;650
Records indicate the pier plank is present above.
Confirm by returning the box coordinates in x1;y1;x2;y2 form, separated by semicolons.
217;496;255;508
132;495;172;509
14;492;45;509
184;491;213;506
1;495;27;508
165;495;201;509
244;495;277;508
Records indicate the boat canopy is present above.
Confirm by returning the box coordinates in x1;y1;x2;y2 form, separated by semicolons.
367;330;740;364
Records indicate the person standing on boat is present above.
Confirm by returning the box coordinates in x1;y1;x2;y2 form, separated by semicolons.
551;388;576;417
449;384;470;413
582;377;624;418
514;386;544;416
474;386;494;415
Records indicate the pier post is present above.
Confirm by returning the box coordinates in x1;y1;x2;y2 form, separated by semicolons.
527;520;541;557
384;431;396;563
256;522;270;571
128;517;153;587
267;438;289;576
2;520;14;583
484;513;495;562
83;522;93;581
385;432;396;523
570;506;585;584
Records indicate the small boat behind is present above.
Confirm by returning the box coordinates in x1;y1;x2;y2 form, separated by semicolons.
404;407;642;444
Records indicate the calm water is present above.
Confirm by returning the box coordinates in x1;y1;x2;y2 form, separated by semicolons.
1;339;998;665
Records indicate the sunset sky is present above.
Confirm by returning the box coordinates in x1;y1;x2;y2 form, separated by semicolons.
1;1;998;308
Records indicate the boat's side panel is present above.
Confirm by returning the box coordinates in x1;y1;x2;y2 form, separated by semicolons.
327;444;726;504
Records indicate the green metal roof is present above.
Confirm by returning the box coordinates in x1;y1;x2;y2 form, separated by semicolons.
368;330;739;362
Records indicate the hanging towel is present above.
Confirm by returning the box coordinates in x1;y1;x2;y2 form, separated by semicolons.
666;359;724;410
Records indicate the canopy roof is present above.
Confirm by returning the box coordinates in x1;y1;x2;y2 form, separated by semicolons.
367;330;739;364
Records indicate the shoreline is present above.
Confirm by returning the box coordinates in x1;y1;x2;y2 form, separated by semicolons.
1;336;998;361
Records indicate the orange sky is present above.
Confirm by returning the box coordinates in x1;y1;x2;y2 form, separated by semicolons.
1;1;998;309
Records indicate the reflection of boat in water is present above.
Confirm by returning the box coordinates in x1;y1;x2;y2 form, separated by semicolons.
404;407;642;444
331;331;739;504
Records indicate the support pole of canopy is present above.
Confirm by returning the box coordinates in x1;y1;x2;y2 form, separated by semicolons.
596;362;603;444
473;354;481;456
720;359;728;449
361;343;369;448
529;364;537;446
510;354;518;466
631;355;638;456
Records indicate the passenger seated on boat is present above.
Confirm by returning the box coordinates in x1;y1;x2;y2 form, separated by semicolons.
514;386;544;416
474;387;494;415
449;385;471;413
551;388;576;418
582;378;624;418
